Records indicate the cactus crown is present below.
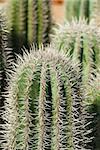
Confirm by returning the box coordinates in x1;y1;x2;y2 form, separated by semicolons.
0;46;93;149
52;19;100;84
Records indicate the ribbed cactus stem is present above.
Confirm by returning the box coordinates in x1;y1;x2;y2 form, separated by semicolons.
0;47;93;149
52;19;100;85
51;69;66;149
37;0;43;45
28;0;38;45
0;9;13;109
8;0;20;57
19;0;28;49
8;0;51;54
42;0;51;44
86;70;100;149
38;63;48;150
0;9;13;149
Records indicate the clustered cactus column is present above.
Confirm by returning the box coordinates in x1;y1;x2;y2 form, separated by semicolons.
8;0;51;59
0;10;13;116
52;19;100;85
65;0;97;22
0;47;93;149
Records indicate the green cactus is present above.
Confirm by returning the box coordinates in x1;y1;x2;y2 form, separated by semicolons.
52;19;100;149
87;70;100;149
8;0;51;59
0;10;13;146
0;10;13;118
52;19;100;85
0;46;93;149
65;0;97;22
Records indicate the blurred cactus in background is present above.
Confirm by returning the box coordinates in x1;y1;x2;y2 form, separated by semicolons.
8;0;51;59
65;0;98;23
0;46;93;149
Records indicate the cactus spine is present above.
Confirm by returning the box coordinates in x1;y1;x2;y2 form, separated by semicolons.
8;0;51;58
0;47;93;149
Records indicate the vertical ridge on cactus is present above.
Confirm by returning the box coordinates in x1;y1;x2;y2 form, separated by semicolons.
28;0;38;46
42;0;51;45
37;0;43;45
19;0;28;49
8;0;20;58
0;46;93;149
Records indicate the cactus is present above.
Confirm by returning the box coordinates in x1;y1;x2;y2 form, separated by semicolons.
0;10;13;118
52;19;100;85
8;0;51;59
65;0;97;22
0;9;13;147
87;70;100;149
52;19;100;149
0;46;93;149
